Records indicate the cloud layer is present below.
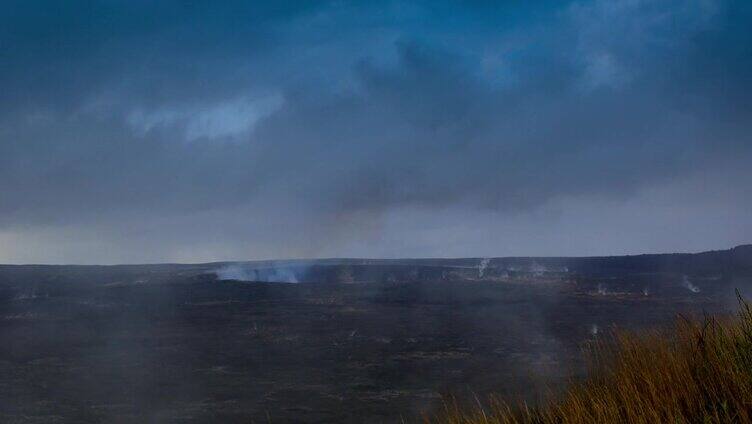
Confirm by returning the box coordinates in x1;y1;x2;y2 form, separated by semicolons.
1;0;751;263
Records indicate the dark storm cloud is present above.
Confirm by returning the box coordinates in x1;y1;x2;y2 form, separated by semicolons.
0;0;750;263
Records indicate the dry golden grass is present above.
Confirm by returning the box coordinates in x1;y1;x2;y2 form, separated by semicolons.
431;294;752;424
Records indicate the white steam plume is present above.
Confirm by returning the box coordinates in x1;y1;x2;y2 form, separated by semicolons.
478;258;491;278
214;264;300;283
681;275;700;293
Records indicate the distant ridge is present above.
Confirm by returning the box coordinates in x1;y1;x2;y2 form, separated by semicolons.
0;244;750;268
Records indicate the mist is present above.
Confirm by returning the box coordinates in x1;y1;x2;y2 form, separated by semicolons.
1;2;751;423
214;264;301;283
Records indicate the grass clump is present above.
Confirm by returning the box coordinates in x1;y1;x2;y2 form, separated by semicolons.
433;294;752;423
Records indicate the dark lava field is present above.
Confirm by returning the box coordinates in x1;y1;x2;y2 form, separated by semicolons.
1;246;751;423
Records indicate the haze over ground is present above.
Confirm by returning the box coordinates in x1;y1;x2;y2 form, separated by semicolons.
1;1;751;264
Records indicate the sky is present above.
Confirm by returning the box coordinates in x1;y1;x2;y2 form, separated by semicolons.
0;0;751;264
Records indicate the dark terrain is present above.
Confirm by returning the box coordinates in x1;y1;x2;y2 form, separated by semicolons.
1;246;751;423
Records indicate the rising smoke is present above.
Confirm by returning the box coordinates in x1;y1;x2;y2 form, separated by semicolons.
477;258;491;278
214;264;301;283
681;275;701;293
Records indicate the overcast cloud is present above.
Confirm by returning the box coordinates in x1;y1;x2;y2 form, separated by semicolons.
1;0;750;263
